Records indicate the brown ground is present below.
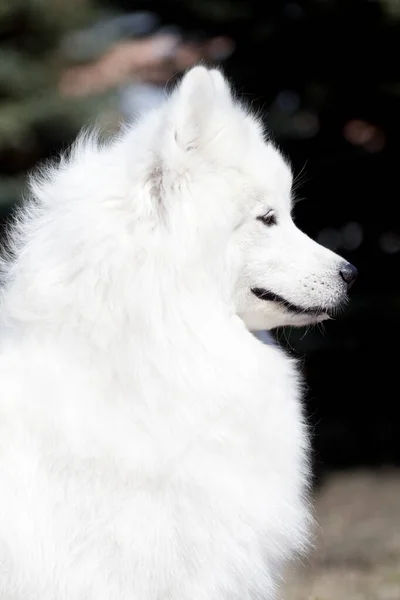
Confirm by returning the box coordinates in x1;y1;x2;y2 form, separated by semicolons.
283;470;400;600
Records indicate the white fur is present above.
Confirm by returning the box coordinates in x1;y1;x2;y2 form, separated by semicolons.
0;67;349;599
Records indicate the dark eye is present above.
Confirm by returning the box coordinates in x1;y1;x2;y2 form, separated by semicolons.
257;211;277;226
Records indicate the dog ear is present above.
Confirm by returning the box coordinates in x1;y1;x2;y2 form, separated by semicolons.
168;66;233;151
208;68;233;102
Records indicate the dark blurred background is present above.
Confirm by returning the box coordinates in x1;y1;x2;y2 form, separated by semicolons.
1;1;399;477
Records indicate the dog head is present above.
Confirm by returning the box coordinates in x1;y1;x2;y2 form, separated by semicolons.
148;67;356;330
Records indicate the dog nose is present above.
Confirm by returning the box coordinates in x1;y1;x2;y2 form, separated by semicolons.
340;262;358;289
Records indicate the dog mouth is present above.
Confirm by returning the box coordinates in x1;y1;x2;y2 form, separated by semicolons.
251;287;338;318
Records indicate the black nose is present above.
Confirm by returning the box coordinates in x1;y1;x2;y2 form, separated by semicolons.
340;263;358;289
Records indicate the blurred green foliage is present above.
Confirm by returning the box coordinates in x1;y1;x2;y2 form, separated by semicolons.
0;0;107;210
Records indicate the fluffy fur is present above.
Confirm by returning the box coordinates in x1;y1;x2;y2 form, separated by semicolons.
0;67;353;599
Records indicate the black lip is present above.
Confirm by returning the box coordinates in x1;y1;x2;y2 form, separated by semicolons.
251;287;330;316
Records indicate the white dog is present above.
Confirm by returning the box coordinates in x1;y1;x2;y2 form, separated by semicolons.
0;67;356;599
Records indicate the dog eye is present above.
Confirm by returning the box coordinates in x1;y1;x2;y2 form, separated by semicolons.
257;212;277;226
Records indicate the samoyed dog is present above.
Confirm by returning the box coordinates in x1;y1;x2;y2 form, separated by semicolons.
0;67;356;599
